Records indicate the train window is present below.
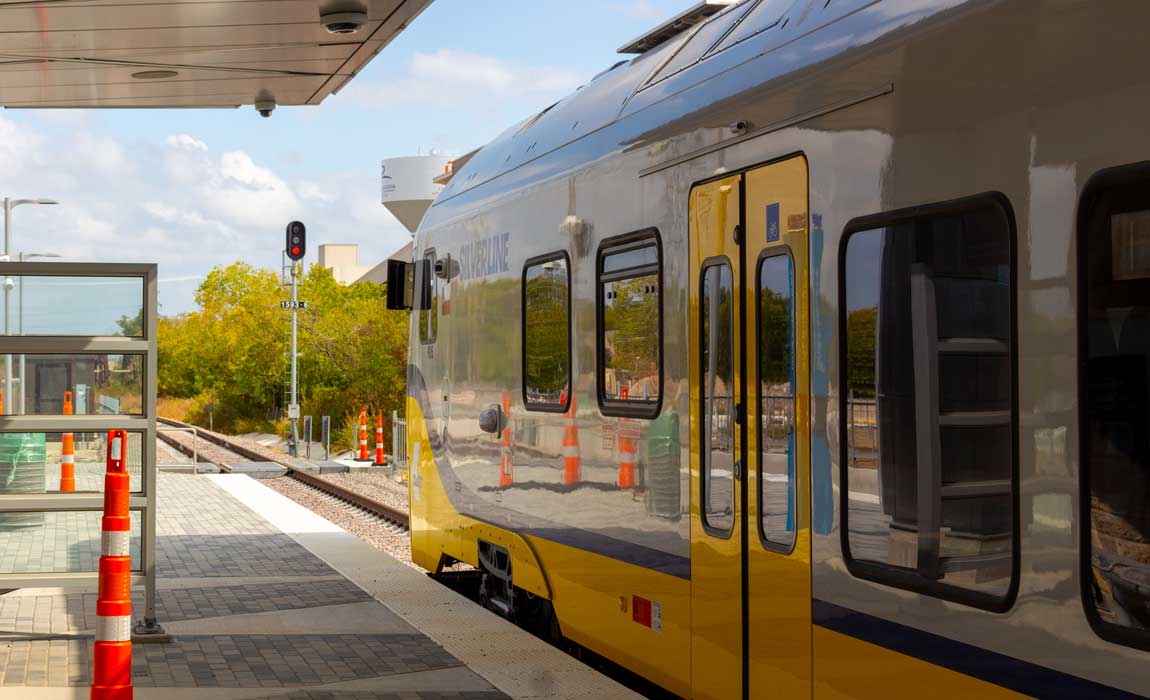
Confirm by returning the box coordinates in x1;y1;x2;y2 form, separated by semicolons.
522;253;571;412
1080;165;1150;650
758;252;796;551
418;249;438;345
701;260;735;535
840;194;1018;612
645;0;757;87
597;231;662;417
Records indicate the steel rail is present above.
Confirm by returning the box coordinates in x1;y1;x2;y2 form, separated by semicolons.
157;416;410;529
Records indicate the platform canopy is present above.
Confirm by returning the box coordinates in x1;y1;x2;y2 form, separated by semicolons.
0;0;432;109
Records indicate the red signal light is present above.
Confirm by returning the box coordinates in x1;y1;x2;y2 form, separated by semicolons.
291;246;301;256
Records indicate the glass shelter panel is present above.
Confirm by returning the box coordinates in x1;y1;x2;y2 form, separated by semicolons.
758;254;796;549
701;262;735;534
5;276;144;336
0;510;141;573
4;354;144;415
842;198;1015;609
523;256;570;409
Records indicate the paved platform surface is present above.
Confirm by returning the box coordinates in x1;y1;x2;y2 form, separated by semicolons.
0;472;643;700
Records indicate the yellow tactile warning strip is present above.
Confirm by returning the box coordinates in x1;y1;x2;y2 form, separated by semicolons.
210;475;646;700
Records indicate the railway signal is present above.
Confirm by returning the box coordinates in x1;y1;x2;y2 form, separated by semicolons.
285;220;306;261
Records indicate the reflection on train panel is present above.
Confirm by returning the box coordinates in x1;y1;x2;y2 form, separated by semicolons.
391;0;1150;698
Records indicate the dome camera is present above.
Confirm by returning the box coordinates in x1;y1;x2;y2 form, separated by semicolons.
320;10;368;35
254;95;276;118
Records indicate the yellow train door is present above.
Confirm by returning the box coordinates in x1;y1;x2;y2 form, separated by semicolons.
744;157;812;698
690;174;744;700
689;156;811;700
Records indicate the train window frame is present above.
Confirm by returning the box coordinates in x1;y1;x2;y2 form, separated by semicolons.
1078;162;1150;652
699;256;737;538
418;248;438;346
521;250;573;414
837;192;1021;614
596;229;664;419
756;247;797;554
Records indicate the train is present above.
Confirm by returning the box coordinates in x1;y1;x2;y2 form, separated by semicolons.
386;0;1150;697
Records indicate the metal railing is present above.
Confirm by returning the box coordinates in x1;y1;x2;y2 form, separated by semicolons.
392;411;407;467
157;426;198;473
847;395;878;469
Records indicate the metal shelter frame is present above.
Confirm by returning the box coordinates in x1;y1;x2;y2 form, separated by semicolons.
0;261;158;630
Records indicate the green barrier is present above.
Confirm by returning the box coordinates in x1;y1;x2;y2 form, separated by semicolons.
0;433;47;529
647;411;681;520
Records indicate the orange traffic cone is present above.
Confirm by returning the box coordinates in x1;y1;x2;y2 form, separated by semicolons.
373;412;386;466
562;395;580;486
91;429;133;700
60;391;75;493
617;420;636;489
356;407;370;462
499;390;513;488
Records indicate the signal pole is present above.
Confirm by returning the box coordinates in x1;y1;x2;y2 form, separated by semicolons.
288;260;299;457
284;221;306;457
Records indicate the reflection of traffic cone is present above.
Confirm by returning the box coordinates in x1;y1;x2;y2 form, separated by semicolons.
562;395;580;486
356;407;370;462
91;429;133;700
618;424;636;489
60;391;75;493
373;412;386;466
499;391;513;488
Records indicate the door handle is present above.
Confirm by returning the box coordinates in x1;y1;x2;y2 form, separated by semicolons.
734;460;743;481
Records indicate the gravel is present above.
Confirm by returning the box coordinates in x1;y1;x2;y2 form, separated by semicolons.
261;475;416;568
310;471;409;512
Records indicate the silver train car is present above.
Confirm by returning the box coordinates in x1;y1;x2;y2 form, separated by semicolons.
390;0;1150;697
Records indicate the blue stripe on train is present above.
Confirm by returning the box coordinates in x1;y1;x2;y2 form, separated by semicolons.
813;599;1146;700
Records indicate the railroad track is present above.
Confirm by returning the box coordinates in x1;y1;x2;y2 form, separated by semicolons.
157;417;410;530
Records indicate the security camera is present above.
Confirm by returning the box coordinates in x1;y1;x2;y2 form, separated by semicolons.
3;278;14;292
255;95;276;118
320;10;368;35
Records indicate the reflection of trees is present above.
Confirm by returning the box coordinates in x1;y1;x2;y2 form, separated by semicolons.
760;288;790;386
604;274;660;395
524;269;568;397
846;307;877;398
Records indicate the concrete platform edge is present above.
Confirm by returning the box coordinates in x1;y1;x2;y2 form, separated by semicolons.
207;474;644;700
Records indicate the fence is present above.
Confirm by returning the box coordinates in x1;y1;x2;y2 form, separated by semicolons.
847;395;878;469
391;411;407;468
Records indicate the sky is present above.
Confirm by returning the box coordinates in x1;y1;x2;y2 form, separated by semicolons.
0;0;688;317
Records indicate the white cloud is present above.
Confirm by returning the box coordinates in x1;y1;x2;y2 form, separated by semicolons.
343;49;581;109
165;134;208;151
73;132;133;178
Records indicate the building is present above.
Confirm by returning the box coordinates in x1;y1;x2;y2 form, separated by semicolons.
318;244;371;285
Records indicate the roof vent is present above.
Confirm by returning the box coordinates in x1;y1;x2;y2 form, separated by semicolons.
617;0;736;54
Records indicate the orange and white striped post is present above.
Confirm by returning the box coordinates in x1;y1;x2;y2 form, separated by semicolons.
562;394;580;486
373;412;386;466
60;391;76;493
499;390;514;488
91;429;133;700
356;406;370;462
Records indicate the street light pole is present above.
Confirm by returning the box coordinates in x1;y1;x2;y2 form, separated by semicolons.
17;252;61;414
2;198;58;414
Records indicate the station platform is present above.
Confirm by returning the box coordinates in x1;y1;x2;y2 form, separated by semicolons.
0;473;643;700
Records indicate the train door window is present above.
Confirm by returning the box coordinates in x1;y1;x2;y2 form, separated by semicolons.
759;252;796;550
1080;165;1150;649
840;194;1017;611
419;249;438;345
598;231;662;417
701;260;735;535
522;253;571;412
